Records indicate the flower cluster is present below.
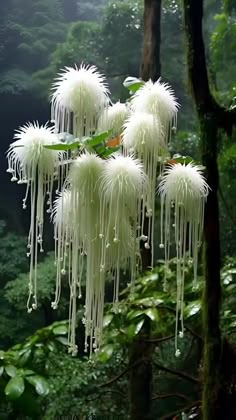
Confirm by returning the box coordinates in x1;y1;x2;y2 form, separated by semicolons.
7;64;209;356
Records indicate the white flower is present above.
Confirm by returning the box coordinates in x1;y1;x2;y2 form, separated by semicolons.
68;152;104;196
52;189;72;229
51;64;110;137
7;121;62;312
158;162;209;354
98;102;129;137
100;155;146;204
158;162;209;214
99;155;147;300
123;112;166;264
7;122;59;182
65;152;105;354
123;111;165;156
52;189;73;309
131;79;179;143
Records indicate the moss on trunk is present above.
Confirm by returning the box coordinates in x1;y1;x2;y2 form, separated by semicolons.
129;2;162;419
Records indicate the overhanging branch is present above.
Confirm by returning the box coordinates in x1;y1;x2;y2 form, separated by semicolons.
153;362;199;384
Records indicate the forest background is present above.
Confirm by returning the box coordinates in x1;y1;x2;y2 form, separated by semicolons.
0;0;235;418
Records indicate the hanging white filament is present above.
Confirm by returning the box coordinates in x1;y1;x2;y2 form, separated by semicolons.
158;162;209;355
100;155;147;300
123;112;165;265
131;79;179;143
98;102;129;137
52;189;73;309
66;152;105;354
51;64;110;138
7;122;61;312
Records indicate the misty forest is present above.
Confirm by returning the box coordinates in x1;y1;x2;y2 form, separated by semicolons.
0;0;236;419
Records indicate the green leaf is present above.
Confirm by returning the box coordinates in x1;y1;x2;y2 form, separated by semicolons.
127;310;144;320
123;76;144;93
184;301;201;317
135;297;164;307
5;376;25;400
99;344;114;362
5;365;17;378
134;318;145;334
0;351;5;360
24;369;35;376
85;130;113;147
100;146;121;158
19;349;31;366
144;308;159;322
103;314;114;327
52;324;68;335
55;336;68;346
0;366;4;376
55;132;75;143
26;375;49;396
127;318;145;338
171;154;203;167
47;341;56;352
44;141;80;151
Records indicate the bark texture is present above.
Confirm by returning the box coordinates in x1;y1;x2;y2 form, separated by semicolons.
129;2;162;419
183;0;235;418
140;0;162;81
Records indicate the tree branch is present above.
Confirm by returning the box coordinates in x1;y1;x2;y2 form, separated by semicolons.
153;362;199;384
183;0;235;135
144;334;174;343
158;306;203;341
160;400;201;420
99;359;141;388
152;392;192;402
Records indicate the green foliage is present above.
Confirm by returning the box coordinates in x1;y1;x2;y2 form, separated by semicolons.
0;252;68;348
0;221;28;284
169;130;200;160
77;0;108;22
34;20;102;99
0;321;68;417
218;143;236;256
0;0;70;95
44;130;121;158
210;6;236;104
5;253;57;309
1;256;235;418
101;262;203;353
221;257;236;334
101;1;143;76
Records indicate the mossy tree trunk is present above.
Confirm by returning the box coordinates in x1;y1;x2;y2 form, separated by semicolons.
183;0;236;418
129;1;162;419
140;0;162;81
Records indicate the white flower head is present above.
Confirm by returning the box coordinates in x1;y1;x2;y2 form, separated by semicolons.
123;111;165;156
52;189;72;229
158;162;209;354
7;121;62;312
51;64;110;137
65;152;105;354
68;152;104;195
98;102;129;137
158;162;209;213
99;155;147;301
131;79;179;143
123;112;166;265
7;121;59;180
101;155;146;204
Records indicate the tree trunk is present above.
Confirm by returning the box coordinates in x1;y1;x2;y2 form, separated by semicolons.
129;2;162;419
183;1;222;418
140;0;162;81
